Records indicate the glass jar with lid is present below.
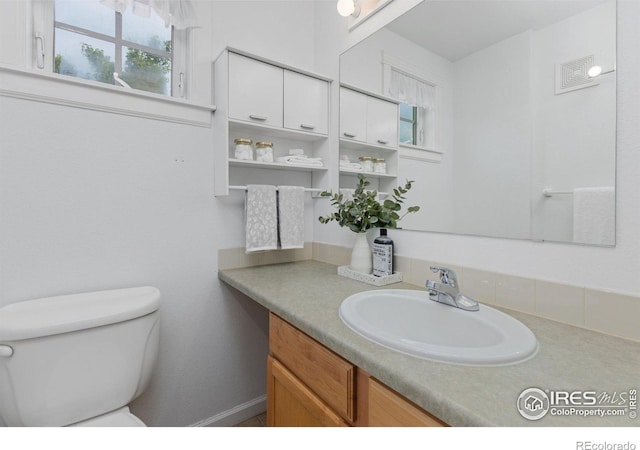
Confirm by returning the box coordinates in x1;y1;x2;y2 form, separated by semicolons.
255;141;274;162
373;157;386;174
234;138;253;160
359;156;374;172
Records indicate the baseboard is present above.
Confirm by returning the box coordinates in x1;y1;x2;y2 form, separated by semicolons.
189;395;267;427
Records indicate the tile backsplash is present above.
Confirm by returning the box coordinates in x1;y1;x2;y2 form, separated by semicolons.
218;243;312;270
218;242;640;343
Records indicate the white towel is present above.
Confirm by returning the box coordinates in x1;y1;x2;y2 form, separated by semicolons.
245;185;278;253
278;186;305;249
573;186;615;245
276;155;324;167
340;161;363;171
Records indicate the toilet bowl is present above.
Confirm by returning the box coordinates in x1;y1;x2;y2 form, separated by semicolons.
71;407;146;427
0;286;161;427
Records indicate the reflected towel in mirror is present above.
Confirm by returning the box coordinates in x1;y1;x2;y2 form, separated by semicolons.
573;186;615;245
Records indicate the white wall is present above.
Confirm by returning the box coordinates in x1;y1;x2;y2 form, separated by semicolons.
531;1;617;243
0;0;318;427
452;30;532;239
314;0;640;297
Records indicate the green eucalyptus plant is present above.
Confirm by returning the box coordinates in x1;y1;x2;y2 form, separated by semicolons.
318;174;420;233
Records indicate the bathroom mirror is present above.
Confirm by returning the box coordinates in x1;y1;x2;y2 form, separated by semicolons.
339;0;616;246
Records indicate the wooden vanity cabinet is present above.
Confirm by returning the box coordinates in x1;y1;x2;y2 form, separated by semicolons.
267;356;349;426
267;313;446;427
367;378;445;427
267;313;355;426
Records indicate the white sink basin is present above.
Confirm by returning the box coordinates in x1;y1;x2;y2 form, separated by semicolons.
339;289;538;366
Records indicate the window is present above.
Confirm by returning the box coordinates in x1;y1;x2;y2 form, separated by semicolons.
32;0;195;98
399;103;418;146
383;63;437;151
53;0;172;95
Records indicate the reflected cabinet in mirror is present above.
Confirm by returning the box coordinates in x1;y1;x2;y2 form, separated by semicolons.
339;0;616;246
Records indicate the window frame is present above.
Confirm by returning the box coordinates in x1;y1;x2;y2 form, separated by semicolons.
32;0;188;99
399;103;418;146
382;52;441;156
54;11;173;87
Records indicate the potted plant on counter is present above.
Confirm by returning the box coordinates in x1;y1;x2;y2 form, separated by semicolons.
318;174;420;274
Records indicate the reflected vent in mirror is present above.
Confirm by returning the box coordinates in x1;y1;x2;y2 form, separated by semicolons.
555;55;599;94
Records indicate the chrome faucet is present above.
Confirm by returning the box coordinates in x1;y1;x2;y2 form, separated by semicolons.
426;266;479;311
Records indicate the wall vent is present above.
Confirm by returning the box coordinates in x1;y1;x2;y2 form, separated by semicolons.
555;55;599;94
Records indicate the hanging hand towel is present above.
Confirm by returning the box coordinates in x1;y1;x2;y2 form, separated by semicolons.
278;186;305;249
245;185;278;253
573;186;615;245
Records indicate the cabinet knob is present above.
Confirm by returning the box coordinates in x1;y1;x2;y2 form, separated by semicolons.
300;124;316;130
343;132;357;138
377;139;388;145
249;114;268;121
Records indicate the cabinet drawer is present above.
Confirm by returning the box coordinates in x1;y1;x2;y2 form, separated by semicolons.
269;313;356;422
267;356;349;427
368;378;446;427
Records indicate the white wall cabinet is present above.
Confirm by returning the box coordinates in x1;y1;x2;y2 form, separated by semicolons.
339;88;367;143
228;53;284;128
339;86;399;195
213;49;332;196
284;70;329;136
340;87;398;149
366;96;398;148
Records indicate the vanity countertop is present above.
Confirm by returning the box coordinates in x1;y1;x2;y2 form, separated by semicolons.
218;260;640;427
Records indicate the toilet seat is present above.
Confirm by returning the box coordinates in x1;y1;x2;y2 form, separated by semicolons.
70;407;146;427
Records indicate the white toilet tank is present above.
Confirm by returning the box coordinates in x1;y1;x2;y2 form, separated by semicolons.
0;286;161;427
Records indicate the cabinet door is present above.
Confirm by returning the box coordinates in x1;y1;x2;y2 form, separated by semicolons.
284;71;329;135
267;356;349;427
269;313;355;422
228;53;283;128
366;96;398;148
340;88;367;143
368;378;445;427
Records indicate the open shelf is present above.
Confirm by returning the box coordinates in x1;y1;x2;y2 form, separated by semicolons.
230;158;328;172
339;168;397;178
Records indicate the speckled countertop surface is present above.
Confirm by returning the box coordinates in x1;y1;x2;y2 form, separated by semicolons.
219;260;640;427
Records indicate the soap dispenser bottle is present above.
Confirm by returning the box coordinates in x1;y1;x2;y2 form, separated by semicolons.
372;228;394;277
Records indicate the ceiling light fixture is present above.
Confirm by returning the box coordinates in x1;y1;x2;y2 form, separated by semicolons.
337;0;360;18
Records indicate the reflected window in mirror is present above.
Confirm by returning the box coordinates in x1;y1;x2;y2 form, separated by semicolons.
399;103;417;146
384;66;437;151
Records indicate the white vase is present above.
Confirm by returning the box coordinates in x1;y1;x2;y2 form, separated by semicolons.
350;232;372;274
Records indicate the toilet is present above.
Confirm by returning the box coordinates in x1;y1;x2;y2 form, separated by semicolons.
0;286;161;427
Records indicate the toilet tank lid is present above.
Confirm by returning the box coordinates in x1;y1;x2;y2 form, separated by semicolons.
0;286;161;341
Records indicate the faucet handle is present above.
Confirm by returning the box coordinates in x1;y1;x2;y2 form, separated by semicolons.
430;266;458;287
